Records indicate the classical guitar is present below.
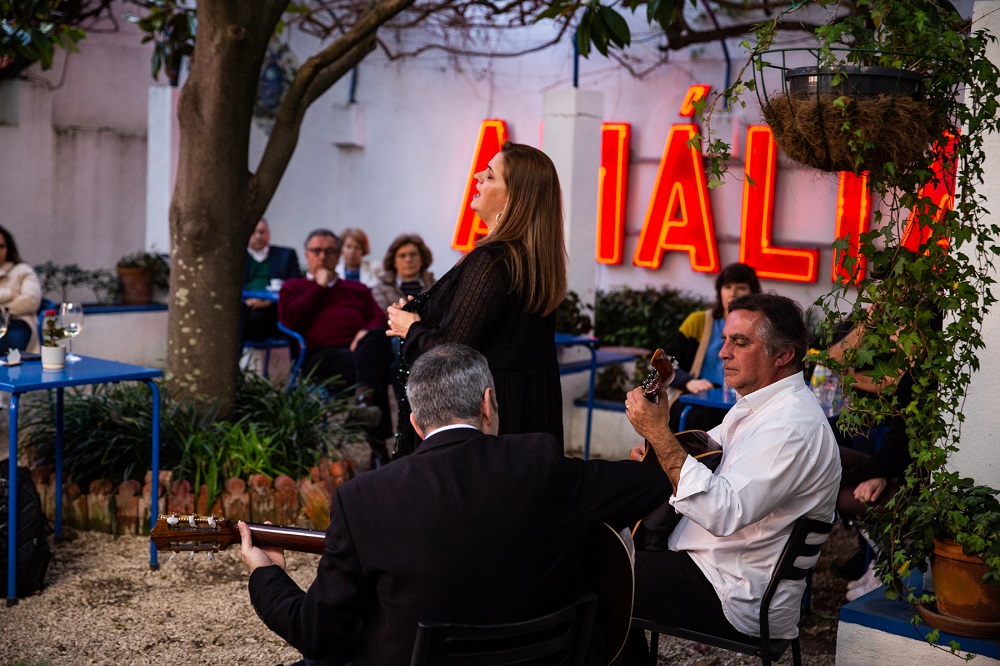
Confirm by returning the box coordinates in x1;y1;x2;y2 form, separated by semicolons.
633;349;723;545
150;514;634;665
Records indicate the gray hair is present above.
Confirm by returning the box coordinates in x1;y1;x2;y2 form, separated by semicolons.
407;344;496;432
728;292;807;370
304;228;340;251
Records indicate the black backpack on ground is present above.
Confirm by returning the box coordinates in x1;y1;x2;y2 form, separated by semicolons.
0;465;53;597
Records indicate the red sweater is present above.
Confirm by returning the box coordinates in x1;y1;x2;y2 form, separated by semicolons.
278;277;386;349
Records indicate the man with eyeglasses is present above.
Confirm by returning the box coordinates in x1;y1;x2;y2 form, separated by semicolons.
279;229;394;467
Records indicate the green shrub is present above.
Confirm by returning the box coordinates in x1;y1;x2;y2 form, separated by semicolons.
20;370;359;489
594;285;711;351
555;290;593;335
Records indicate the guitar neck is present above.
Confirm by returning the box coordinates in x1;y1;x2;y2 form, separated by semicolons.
150;514;327;555
246;522;327;554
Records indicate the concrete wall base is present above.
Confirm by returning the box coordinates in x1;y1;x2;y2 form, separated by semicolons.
837;586;1000;665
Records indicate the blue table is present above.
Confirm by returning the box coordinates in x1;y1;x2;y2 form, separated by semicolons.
2;356;163;604
242;288;279;302
555;334;600;459
676;387;738;431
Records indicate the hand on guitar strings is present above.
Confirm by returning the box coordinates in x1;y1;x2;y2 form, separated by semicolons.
239;521;287;573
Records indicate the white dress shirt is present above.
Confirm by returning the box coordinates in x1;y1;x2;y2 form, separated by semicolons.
667;372;841;638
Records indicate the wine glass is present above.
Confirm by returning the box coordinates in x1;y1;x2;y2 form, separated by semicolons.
60;302;84;363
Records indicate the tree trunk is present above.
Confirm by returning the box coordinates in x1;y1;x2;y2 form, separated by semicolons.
167;2;286;416
165;0;413;416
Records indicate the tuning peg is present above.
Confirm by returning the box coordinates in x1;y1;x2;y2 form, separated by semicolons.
167;514;180;526
168;552;177;563
207;515;218;529
206;552;215;561
189;514;199;527
189;551;196;561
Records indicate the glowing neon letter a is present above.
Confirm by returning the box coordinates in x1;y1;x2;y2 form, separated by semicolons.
633;124;719;272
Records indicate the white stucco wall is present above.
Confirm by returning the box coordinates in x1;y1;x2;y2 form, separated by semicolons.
952;0;1000;489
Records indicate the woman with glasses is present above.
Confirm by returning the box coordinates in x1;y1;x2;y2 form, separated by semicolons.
387;143;567;457
0;225;42;354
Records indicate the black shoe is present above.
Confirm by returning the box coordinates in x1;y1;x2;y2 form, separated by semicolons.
831;547;867;579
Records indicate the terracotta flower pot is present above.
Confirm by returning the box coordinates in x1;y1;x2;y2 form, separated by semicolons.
931;538;1000;623
41;345;66;370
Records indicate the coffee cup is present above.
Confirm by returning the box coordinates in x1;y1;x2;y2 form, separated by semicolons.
269;278;284;291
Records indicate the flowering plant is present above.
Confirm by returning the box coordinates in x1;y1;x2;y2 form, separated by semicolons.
42;309;66;347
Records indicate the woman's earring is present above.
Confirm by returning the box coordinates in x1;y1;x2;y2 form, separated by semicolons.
495;211;504;225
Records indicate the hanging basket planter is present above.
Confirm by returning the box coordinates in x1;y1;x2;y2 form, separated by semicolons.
753;49;953;175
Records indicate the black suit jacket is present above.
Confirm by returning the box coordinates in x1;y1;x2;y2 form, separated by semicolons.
248;428;670;664
243;245;302;285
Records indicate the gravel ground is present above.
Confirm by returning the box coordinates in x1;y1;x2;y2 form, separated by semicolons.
1;432;850;666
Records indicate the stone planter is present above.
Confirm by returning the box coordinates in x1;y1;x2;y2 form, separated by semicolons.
41;345;66;370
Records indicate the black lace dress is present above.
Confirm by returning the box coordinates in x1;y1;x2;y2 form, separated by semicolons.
394;242;563;456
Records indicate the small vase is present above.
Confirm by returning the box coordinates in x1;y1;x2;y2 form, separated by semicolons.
41;345;66;370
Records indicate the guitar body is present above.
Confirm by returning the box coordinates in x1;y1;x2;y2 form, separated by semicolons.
151;515;632;666
632;349;724;549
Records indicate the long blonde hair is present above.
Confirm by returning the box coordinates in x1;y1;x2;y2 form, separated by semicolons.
478;142;568;316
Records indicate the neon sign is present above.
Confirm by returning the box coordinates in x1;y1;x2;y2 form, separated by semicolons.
596;123;630;265
739;125;818;283
633;123;719;272
451;87;955;283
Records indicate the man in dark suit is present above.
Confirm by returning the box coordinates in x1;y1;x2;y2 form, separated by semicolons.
241;218;302;342
239;343;673;665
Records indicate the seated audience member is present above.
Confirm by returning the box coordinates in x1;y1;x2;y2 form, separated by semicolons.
335;227;379;287
370;234;435;311
619;293;841;662
278;229;393;467
664;262;761;432
239;343;673;665
0;225;42;354
242;218;302;342
824;310;929;599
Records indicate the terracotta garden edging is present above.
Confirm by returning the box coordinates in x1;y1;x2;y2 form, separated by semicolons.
28;459;356;537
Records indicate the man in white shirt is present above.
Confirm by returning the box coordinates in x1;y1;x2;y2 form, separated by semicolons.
620;293;841;661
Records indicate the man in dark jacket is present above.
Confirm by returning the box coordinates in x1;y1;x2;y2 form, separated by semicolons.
241;218;301;342
240;343;673;665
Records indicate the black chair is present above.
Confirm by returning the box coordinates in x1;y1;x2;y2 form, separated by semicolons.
410;593;599;666
631;514;836;666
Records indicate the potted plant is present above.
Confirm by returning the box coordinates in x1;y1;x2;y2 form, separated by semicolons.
40;309;67;370
707;0;969;178
697;0;1000;642
116;252;169;305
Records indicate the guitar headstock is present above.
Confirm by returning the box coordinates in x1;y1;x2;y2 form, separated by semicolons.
641;349;677;400
150;513;240;554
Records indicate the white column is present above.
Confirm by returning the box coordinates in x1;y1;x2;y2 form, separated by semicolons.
542;89;603;307
145;85;180;254
954;1;1000;488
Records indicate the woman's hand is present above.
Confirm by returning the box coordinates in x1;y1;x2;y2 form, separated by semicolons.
386;302;420;339
686;378;714;394
349;329;368;352
854;477;888;504
629;444;646;461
